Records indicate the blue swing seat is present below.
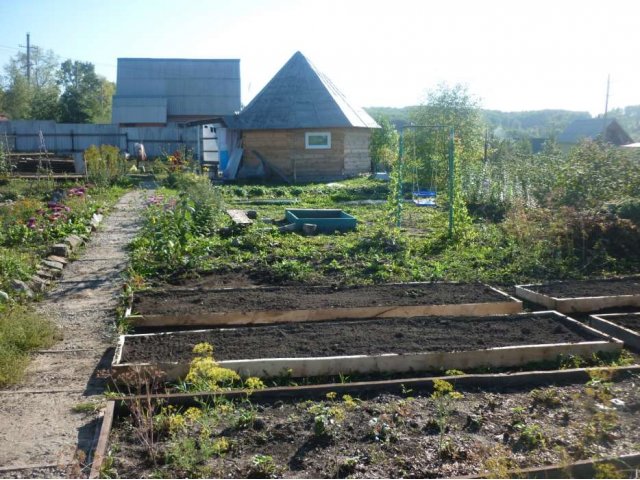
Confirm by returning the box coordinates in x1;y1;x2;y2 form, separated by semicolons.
413;189;437;207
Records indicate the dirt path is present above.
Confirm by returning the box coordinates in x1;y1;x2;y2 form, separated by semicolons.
0;188;149;478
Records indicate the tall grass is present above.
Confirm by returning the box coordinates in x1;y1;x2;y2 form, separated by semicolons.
0;306;60;387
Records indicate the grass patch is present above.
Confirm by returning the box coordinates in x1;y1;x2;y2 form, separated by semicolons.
0;305;60;387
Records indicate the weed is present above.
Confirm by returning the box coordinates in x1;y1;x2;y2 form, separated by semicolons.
184;343;240;391
109;367;166;464
342;394;359;409
531;387;562;408
0;305;60;387
235;407;257;429
99;452;118;479
593;462;625;479
336;457;358;478
72;400;104;415
445;369;466;376
482;445;519;479
430;379;463;458
249;454;279;478
515;423;546;449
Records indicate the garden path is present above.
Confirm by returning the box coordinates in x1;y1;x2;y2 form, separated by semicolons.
0;188;150;478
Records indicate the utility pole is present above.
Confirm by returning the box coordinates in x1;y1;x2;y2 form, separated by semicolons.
19;33;32;83
602;74;611;134
604;74;611;119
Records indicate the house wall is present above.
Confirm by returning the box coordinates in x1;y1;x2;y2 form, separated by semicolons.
242;128;372;182
343;129;372;176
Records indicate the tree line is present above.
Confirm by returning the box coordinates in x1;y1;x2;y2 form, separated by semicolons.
0;46;114;123
367;103;640;141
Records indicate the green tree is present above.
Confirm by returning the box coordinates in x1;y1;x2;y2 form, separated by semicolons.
57;60;114;123
410;83;486;199
1;67;32;119
1;47;60;120
369;114;398;172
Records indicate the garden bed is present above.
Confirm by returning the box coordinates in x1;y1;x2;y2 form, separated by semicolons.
97;371;640;479
515;278;640;313
112;312;621;381
589;313;640;351
127;282;522;328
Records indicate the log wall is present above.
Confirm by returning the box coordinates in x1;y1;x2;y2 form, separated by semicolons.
242;128;372;182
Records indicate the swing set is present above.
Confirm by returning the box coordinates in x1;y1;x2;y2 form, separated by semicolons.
394;125;455;237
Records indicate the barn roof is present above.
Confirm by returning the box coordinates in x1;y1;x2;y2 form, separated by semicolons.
557;118;630;144
231;51;379;130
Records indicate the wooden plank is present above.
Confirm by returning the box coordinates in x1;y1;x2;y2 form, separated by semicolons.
105;364;640;404
112;312;623;382
88;401;116;479
516;284;640;313
127;300;523;328
462;452;640;479
589;313;640;350
225;209;253;226
126;284;523;328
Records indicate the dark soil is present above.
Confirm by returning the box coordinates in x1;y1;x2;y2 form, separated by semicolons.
163;270;258;289
605;314;640;334
132;283;512;316
120;314;601;364
527;278;640;298
109;377;640;478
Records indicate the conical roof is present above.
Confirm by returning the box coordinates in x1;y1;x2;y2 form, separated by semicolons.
234;52;379;130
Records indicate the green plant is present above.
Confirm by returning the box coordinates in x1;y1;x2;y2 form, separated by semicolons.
593;462;625;479
531;387;562;408
430;379;463;457
0;305;60;387
98;452;118;479
72;401;104;415
249;454;279;478
183;343;240;391
84;145;128;186
515;423;546;449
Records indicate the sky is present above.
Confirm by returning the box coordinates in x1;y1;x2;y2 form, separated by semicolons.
1;0;639;116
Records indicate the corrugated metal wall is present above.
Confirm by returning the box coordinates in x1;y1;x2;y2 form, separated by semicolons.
0;121;200;158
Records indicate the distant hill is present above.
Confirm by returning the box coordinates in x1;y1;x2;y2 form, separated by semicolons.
365;105;640;142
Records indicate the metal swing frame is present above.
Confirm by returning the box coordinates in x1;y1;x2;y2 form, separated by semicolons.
394;125;455;237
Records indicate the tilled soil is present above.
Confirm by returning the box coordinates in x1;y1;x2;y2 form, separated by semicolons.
132;283;512;316
605;314;640;334
120;314;601;364
527;278;640;298
109;376;640;479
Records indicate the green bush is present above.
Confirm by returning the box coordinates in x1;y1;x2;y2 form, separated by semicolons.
85;145;128;186
0;306;60;387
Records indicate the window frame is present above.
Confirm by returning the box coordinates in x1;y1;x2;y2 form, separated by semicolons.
305;131;331;149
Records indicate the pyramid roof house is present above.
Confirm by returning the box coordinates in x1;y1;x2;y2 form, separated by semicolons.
229;52;379;182
231;51;378;130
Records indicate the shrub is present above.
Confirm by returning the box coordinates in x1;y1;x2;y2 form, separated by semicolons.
84;145;127;186
0;306;60;387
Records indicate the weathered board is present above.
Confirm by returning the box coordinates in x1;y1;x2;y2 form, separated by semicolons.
589;312;640;351
515;284;640;313
226;209;253;226
125;284;523;328
112;311;622;382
